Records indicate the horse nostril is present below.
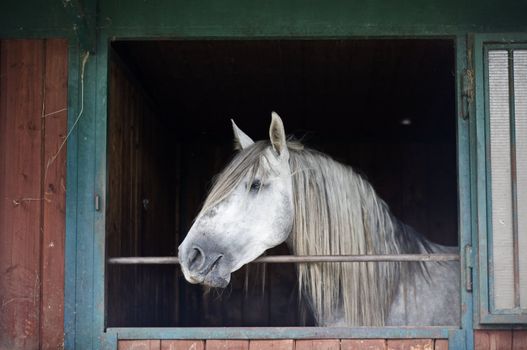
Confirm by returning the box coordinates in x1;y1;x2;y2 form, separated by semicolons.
188;246;205;270
211;254;223;270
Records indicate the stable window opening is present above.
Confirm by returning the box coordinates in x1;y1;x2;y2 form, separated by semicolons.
105;39;459;328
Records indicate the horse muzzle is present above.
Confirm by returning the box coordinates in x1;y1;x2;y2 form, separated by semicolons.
179;244;232;288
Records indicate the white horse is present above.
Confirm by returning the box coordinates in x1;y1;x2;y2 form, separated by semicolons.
178;112;459;326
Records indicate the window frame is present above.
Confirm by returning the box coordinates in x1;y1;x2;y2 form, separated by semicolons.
64;34;473;349
474;33;527;325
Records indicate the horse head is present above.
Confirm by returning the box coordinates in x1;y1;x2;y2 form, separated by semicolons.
178;112;294;288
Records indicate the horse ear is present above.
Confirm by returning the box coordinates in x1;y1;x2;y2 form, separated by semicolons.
231;119;254;150
269;112;288;157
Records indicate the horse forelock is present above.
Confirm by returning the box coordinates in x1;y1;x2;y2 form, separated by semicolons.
199;141;271;217
200;139;303;216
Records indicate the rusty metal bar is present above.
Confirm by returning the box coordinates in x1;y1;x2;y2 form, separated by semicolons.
107;254;460;265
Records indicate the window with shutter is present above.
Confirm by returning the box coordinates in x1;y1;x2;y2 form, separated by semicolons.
476;36;527;324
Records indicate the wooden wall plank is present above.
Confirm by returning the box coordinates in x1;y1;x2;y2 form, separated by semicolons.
0;39;45;350
161;340;205;350
206;340;249;350
475;331;490;350
107;53;179;327
513;331;527;350
387;339;433;350
119;340;162;350
0;38;68;350
341;339;386;350
248;340;294;350
434;339;448;350
41;38;68;350
475;330;513;350
296;339;340;350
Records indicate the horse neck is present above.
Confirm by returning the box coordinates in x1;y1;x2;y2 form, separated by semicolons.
286;148;427;326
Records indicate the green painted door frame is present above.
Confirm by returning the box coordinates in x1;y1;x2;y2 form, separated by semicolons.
63;31;475;349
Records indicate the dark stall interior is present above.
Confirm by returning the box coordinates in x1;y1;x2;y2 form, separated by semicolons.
106;39;457;327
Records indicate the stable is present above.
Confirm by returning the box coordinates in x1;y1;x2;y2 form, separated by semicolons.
0;1;527;349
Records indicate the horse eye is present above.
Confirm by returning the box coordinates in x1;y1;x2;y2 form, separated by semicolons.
249;180;262;192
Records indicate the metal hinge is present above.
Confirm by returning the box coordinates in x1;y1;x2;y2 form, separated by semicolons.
461;68;474;120
465;244;473;292
95;194;101;211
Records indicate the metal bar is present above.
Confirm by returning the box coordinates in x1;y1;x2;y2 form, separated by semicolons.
107;254;460;265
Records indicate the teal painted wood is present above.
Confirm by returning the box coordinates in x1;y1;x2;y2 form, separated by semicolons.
62;0;96;53
2;0;527;39
63;33;113;350
64;39;81;350
448;329;467;350
97;0;527;37
107;327;452;340
72;50;98;350
92;36;110;347
455;34;474;347
474;33;491;327
474;33;527;325
101;331;118;350
0;0;72;37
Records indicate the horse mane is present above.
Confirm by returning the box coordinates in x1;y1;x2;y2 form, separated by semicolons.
199;140;431;326
288;145;433;326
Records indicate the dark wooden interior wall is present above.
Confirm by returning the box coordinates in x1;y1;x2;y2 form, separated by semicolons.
113;40;458;247
0;39;68;350
106;54;179;326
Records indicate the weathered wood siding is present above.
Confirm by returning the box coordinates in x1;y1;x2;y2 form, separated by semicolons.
118;334;527;350
118;339;446;350
475;330;527;350
112;331;527;349
0;39;68;349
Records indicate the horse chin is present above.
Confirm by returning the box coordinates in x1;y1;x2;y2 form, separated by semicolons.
203;272;231;288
